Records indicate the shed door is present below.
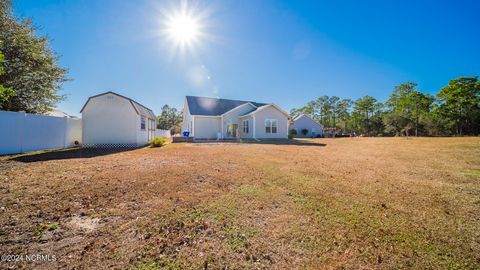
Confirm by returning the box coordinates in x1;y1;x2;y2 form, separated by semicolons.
148;119;155;141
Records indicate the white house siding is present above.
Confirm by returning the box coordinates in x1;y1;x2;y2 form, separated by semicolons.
194;116;221;139
82;93;138;145
136;115;148;145
239;115;253;139
291;115;323;138
182;99;193;133
254;106;288;139
222;104;256;138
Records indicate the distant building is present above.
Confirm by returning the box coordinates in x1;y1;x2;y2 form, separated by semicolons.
290;114;323;138
46;109;78;118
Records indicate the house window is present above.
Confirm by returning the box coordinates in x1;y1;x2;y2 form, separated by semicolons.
265;119;277;133
141;116;146;130
242;120;249;133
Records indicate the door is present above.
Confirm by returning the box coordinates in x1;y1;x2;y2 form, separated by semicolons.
148;119;155;141
227;124;238;138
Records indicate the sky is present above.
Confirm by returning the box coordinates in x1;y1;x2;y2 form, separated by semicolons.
13;0;480;117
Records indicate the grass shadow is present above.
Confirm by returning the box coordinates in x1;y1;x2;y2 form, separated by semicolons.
8;147;138;163
241;139;327;147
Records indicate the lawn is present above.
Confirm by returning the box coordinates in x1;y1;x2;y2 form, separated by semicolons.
0;138;479;269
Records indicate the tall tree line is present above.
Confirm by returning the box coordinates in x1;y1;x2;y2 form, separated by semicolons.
290;76;480;136
157;104;182;134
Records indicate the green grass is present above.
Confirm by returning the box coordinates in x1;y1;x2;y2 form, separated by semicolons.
33;222;59;235
134;259;184;270
463;169;480;177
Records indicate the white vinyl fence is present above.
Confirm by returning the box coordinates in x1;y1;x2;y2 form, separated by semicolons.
0;110;82;155
155;129;171;138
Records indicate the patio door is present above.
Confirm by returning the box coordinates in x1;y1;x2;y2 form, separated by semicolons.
227;124;238;138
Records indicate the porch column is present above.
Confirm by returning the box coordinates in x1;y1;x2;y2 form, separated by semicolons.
220;116;224;139
253;116;256;139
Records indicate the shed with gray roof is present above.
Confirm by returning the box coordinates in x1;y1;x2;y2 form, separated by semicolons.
80;91;157;147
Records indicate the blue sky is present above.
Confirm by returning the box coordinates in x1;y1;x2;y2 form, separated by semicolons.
14;0;480;116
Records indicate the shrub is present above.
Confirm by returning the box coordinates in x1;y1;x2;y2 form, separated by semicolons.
288;129;298;139
301;128;308;136
149;138;167;147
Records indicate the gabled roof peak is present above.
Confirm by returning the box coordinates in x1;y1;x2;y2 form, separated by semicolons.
80;91;155;118
185;96;267;116
293;114;323;126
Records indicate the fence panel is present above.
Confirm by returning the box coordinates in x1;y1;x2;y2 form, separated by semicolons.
155;129;171;138
65;117;82;147
23;114;65;152
0;110;23;155
0;110;82;155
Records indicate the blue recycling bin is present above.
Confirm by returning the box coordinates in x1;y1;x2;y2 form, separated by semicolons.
183;131;190;137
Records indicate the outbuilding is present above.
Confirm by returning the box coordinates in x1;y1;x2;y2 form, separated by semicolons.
290;114;323;138
80;91;156;147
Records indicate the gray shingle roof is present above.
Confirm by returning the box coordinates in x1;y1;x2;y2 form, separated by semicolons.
186;96;267;116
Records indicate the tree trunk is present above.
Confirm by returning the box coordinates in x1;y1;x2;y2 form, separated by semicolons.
415;99;419;136
333;113;336;130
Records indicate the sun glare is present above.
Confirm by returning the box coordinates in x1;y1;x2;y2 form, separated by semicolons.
161;1;207;53
166;13;199;44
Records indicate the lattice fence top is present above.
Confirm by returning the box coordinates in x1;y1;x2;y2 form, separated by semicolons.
82;143;139;149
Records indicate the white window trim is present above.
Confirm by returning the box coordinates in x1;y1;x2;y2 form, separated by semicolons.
265;119;278;134
140;116;146;130
242;119;249;134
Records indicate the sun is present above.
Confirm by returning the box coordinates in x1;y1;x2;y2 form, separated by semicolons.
161;1;207;53
157;1;212;57
166;13;200;45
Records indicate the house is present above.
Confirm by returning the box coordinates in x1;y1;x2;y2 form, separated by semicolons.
80;91;156;147
290;114;323;138
182;96;289;140
46;109;78;118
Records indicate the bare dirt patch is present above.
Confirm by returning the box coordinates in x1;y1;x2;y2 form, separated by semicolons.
66;216;101;233
0;138;479;269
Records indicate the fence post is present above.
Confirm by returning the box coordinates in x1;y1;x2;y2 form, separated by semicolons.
19;111;26;153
